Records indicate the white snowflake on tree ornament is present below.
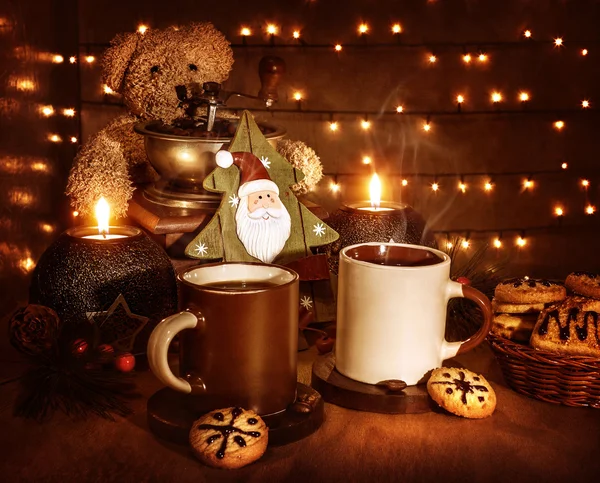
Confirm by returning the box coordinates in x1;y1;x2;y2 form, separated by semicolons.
260;156;271;169
228;194;240;207
300;296;313;309
313;223;326;237
194;242;208;256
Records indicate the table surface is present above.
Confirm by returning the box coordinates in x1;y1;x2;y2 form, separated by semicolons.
0;341;599;483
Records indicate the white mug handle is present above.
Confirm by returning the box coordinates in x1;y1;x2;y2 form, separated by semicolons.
147;310;202;394
440;280;494;361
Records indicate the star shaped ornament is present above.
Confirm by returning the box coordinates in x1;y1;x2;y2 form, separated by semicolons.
87;294;149;352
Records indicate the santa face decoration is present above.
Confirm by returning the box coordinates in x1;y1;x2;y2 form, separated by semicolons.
216;151;291;263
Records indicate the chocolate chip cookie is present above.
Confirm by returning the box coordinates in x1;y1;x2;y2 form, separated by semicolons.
491;298;547;314
565;272;600;300
492;313;538;342
495;278;566;304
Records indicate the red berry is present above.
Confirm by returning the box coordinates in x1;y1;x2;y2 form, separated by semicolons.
456;277;471;285
315;336;335;354
114;352;136;372
72;338;88;356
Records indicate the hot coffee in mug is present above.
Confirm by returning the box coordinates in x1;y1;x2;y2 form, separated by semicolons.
335;243;492;386
148;262;299;416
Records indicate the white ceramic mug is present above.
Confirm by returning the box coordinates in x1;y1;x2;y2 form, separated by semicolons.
335;242;493;386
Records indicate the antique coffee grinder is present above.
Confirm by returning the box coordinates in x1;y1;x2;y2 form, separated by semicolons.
129;57;288;255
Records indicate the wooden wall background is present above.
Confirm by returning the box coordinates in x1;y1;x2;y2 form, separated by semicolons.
77;0;600;276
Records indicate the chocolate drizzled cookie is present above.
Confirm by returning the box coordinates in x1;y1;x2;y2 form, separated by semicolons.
189;407;268;469
427;367;496;418
530;296;600;357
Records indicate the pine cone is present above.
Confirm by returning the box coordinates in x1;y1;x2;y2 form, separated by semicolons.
9;305;61;356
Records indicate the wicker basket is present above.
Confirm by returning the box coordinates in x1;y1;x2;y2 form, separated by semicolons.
488;333;600;408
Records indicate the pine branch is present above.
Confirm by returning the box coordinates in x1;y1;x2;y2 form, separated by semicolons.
13;322;137;422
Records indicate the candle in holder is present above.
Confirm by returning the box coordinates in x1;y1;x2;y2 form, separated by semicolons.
81;197;128;239
355;173;397;212
324;173;436;274
29;198;177;354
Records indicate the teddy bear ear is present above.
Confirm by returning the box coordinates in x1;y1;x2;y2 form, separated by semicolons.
102;32;139;93
181;23;234;83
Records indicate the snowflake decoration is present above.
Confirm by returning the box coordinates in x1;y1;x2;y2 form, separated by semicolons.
229;194;240;207
300;296;313;310
194;242;208;257
313;223;326;237
260;156;271;169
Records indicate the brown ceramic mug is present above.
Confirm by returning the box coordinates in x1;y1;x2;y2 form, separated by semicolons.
147;262;299;415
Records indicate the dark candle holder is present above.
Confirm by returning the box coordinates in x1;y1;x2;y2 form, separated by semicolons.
30;226;177;354
323;202;436;274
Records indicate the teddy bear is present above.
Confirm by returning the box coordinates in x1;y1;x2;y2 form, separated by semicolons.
66;22;322;219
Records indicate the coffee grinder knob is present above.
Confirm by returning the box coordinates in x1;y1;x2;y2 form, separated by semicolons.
202;82;221;98
258;56;286;107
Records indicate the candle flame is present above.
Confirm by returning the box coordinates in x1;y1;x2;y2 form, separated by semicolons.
96;197;110;236
369;173;382;209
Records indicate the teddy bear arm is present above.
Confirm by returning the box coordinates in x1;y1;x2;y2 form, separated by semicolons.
103;114;158;184
66;114;152;219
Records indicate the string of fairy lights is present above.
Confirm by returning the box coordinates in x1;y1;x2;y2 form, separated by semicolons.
21;22;599;251
323;170;596;215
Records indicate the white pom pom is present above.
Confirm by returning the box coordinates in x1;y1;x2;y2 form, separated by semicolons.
216;150;233;168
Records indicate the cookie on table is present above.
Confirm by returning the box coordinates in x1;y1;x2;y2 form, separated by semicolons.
565;272;600;300
492;313;538;342
491;298;546;314
530;296;600;357
495;278;566;304
427;367;496;419
189;407;268;469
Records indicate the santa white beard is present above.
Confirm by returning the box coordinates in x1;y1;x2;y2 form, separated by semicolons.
235;195;292;263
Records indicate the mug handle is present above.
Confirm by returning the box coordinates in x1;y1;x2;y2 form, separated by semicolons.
147;310;205;394
440;281;494;361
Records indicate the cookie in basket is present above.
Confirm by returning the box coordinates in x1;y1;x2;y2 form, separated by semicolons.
565;272;600;300
495;278;566;304
491;298;546;314
427;367;496;419
492;313;538;342
189;407;268;469
530;296;600;357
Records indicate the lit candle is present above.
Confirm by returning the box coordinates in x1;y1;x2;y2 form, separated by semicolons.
324;173;436;274
356;173;395;212
81;197;128;239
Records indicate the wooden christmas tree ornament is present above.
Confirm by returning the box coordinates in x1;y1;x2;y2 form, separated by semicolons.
185;111;339;321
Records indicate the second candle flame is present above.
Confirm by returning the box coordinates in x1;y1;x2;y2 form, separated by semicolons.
369;173;382;209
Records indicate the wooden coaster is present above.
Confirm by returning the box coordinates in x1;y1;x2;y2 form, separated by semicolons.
147;383;324;446
311;353;433;414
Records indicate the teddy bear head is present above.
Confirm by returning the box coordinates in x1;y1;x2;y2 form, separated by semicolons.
103;22;234;123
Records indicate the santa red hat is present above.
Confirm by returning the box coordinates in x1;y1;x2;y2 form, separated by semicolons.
216;150;279;198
